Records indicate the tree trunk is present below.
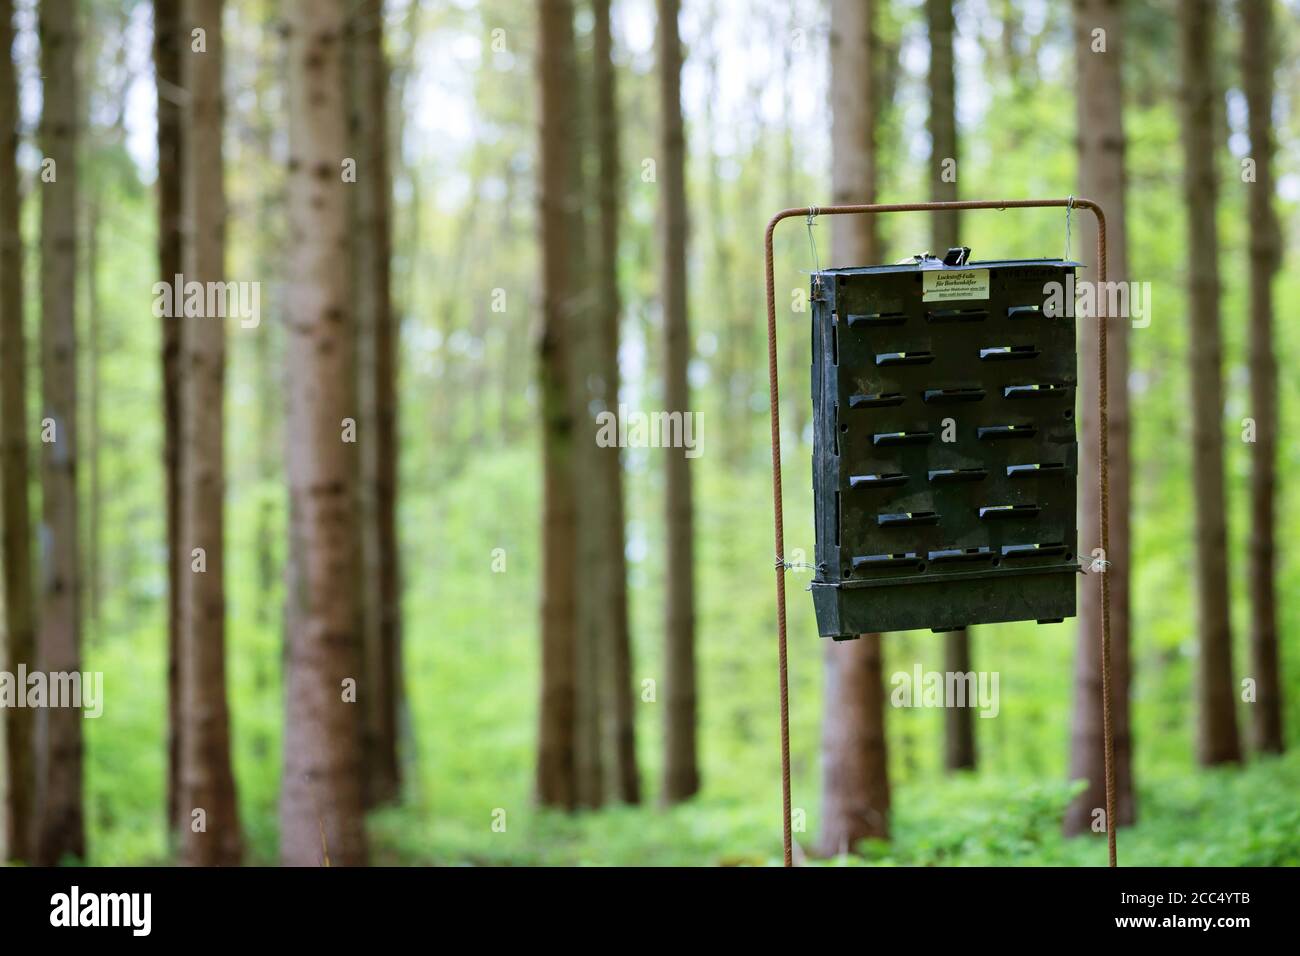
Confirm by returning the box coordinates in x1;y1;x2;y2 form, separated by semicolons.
942;631;976;770
0;0;37;864
592;0;639;805
819;637;891;854
658;0;699;805
1064;0;1136;836
829;0;878;266
177;0;241;867
567;33;603;812
34;0;85;866
85;205;101;643
927;0;958;251
927;0;976;773
1178;0;1240;767
281;0;369;866
819;0;891;854
534;0;579;812
349;0;402;808
153;0;185;841
1241;0;1283;755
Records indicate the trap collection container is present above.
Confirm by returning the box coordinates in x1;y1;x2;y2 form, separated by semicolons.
809;253;1081;638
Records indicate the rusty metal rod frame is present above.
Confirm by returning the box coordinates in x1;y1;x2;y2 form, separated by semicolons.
763;198;1114;868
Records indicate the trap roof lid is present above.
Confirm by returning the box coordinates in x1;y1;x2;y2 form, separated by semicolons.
814;256;1083;278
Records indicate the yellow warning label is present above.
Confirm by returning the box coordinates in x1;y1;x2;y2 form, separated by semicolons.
922;268;990;302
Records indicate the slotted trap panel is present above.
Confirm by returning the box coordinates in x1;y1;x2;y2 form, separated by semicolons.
809;254;1080;638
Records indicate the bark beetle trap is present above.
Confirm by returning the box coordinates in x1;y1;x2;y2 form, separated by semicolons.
809;252;1081;637
762;198;1116;868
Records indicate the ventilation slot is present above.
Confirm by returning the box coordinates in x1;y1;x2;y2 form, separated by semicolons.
979;345;1041;361
1007;305;1041;320
923;386;986;404
878;511;940;528
849;473;908;489
926;308;988;324
852;552;923;572
873;430;935;447
978;424;1037;441
1006;462;1067;478
979;504;1042;520
847;311;906;328
875;351;935;367
928;468;988;484
849;392;905;409
928;547;995;564
1003;383;1070;400
1001;542;1068;559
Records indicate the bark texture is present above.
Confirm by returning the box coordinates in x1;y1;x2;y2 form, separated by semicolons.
1065;0;1135;835
535;0;579;810
178;0;241;866
819;0;891;854
349;0;403;807
1178;0;1240;767
35;0;85;866
1241;0;1283;755
829;0;878;266
569;33;602;810
0;0;36;863
819;636;891;853
927;0;975;773
593;0;639;804
658;0;699;806
281;0;369;866
154;0;186;840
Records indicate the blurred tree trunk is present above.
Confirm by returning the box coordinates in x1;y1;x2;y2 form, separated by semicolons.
388;0;419;778
700;9;740;467
178;0;241;867
927;0;976;774
820;0;890;855
349;0;403;808
999;0;1021;86
780;2;807;444
1178;0;1239;767
830;0;878;261
0;0;37;864
535;0;578;811
153;0;185;840
820;635;890;854
84;205;101;643
593;0;639;804
1065;0;1136;836
927;0;957;250
34;0;85;866
281;0;369;866
942;631;976;770
658;0;699;805
569;28;603;811
251;0;281;709
1241;0;1283;755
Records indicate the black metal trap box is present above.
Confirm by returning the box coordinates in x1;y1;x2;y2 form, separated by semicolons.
809;254;1080;638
